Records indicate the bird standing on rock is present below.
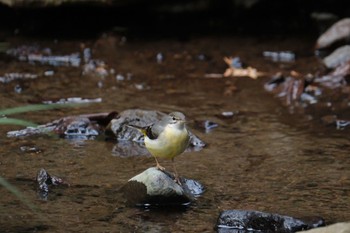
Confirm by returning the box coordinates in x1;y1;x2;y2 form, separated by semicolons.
130;112;190;181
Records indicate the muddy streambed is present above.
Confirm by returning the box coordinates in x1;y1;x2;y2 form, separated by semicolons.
0;34;349;232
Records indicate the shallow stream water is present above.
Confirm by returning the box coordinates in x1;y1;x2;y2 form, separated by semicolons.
0;34;349;232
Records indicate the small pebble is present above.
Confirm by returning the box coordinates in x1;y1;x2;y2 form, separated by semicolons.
156;53;164;64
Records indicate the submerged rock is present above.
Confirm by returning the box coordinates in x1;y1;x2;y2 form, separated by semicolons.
0;72;39;83
6;44;81;67
296;222;350;233
263;50;296;62
216;210;325;233
194;120;219;133
121;167;204;206
54;117;100;139
321;115;350;129
36;168;68;201
42;97;102;104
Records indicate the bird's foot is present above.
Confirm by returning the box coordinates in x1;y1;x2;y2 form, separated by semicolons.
156;164;166;171
174;175;182;186
174;177;182;186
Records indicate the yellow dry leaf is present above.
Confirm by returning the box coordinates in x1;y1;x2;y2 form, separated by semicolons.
223;57;263;79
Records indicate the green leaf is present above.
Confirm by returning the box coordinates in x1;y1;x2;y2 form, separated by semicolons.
0;176;37;211
0;103;79;116
0;42;9;53
0;117;38;127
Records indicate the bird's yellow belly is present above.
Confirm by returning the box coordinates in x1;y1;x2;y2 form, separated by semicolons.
144;127;189;159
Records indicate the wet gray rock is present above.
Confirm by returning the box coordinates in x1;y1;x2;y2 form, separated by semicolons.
121;167;204;206
106;109;164;142
216;210;325;233
56;117;100;139
296;222;350;233
323;45;350;68
316;18;350;49
7;123;56;137
6;112;116;138
6;109;205;153
7;115;102;139
106;109;206;150
36;168;67;201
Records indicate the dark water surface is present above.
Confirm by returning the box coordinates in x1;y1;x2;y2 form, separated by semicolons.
0;34;349;232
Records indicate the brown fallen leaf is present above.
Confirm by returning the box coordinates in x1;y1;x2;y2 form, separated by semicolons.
264;72;305;106
223;67;260;79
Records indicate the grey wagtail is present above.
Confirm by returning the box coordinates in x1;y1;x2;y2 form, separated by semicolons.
130;112;190;179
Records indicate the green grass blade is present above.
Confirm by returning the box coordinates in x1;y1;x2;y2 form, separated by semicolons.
0;42;9;53
0;176;37;211
0;103;79;116
0;117;38;127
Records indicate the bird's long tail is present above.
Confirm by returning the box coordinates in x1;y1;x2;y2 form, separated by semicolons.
127;124;165;170
126;124;147;135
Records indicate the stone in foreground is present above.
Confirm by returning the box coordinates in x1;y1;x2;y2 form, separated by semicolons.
122;167;204;206
216;210;325;233
297;222;350;233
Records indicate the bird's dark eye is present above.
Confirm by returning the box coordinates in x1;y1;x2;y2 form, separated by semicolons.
172;117;176;121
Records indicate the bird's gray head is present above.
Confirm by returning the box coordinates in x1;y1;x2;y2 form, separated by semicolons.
163;112;187;129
